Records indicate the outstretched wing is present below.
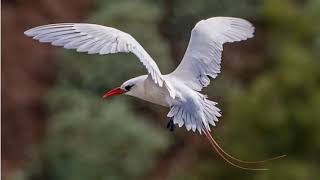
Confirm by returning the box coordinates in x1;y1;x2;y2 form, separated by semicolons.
24;23;175;98
169;17;255;91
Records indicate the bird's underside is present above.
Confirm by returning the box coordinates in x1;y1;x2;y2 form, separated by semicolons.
166;94;221;134
137;74;221;134
25;17;285;170
165;76;222;134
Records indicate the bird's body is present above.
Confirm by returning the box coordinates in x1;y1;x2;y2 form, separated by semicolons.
120;73;221;133
125;74;196;108
25;16;285;170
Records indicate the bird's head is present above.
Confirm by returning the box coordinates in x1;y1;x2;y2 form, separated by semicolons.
102;75;146;99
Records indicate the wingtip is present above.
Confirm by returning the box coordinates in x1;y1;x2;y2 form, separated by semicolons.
24;30;31;36
24;28;35;37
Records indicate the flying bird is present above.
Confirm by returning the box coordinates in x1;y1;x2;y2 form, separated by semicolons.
25;17;285;170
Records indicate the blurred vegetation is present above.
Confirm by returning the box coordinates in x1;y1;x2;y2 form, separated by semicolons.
172;0;320;179
26;1;173;180
19;0;320;180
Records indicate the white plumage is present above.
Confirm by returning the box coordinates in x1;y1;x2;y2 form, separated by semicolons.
171;17;254;91
25;17;287;171
24;17;254;134
24;23;176;98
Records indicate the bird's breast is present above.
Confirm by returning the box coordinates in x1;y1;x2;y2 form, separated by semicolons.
142;81;170;107
135;77;172;107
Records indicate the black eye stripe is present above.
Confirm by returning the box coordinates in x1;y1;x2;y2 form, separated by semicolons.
125;84;134;91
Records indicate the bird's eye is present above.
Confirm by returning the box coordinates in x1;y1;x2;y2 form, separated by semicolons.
124;84;134;91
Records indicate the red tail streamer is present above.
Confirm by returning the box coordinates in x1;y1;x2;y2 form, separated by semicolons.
203;129;285;170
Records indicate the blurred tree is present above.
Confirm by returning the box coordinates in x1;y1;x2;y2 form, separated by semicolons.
2;0;91;178
43;89;168;180
23;0;174;180
169;0;320;179
10;0;320;180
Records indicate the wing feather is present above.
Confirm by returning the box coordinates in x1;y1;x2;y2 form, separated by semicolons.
169;17;254;91
25;23;175;97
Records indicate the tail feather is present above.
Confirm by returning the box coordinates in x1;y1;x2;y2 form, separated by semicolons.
168;93;285;170
203;129;286;170
203;129;269;170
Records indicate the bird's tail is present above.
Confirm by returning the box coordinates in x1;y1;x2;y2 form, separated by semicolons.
203;129;286;170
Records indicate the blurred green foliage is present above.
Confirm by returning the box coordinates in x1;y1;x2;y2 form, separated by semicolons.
31;0;173;180
23;0;320;180
44;89;168;180
171;0;320;179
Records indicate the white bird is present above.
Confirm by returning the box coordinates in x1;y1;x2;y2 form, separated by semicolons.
24;17;285;170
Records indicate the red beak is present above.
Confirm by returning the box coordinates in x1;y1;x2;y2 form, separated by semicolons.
102;87;126;99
